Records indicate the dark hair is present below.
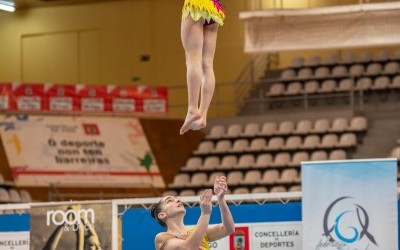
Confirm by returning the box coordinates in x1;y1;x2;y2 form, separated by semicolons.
150;199;167;228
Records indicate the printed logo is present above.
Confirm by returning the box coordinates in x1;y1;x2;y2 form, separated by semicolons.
46;208;95;231
83;123;100;135
316;196;377;250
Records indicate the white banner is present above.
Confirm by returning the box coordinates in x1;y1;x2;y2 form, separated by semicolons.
240;3;400;52
0;232;30;250
302;159;398;250
0;115;165;187
187;222;301;250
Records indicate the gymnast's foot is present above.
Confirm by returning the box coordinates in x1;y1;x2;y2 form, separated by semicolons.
180;111;201;135
190;117;206;131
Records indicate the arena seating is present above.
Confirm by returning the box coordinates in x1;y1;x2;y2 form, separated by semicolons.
164;116;368;196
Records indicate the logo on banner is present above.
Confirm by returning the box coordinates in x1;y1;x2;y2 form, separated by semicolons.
46;207;95;232
316;196;377;250
229;227;249;250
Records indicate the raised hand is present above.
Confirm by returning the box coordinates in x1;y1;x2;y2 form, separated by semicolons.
213;176;228;199
199;189;213;215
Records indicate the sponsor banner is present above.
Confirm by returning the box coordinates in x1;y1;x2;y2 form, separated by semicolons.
11;83;44;111
0;231;29;250
45;84;78;112
137;86;168;113
77;85;107;112
30;203;111;250
302;159;398;250
121;202;302;249
0;115;165;187
0;232;30;250
0;83;168;114
0;83;12;110
107;86;137;112
0;214;30;250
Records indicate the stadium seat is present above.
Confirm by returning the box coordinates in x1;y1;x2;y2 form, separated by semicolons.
182;157;202;171
187;173;208;187
319;134;339;148
248;138;267;152
280;69;296;80
391;75;400;89
253;154;273;169
349;64;364;76
202;156;220;170
233;187;250;194
0;188;10;202
349;116;367;132
194;141;214;154
329;149;347;160
180;189;196;196
288;151;309;167
259;122;278;136
267;83;285;97
313;119;330;134
169;173;190;188
383;62;400;74
294;119;313;135
282;136;302;150
336;78;354;92
259;170;279;184
269;186;287;193
214;140;232;153
266;137;285;150
314;66;330;78
284;82;303;96
242;123;260;137
300;135;320;149
271;152;291;168
218;155;238;170
230;139;249;153
365;63;382;76
297;68;313;79
224;124;242;138
240;170;262;185
277;169;300;183
310;150;328;161
304;80;319;94
236;154;256;169
331;65;348;76
318;79;336;93
356;77;373;91
330;117;349;132
371;76;390;90
206;125;225;139
227;171;244;186
276;121;295;135
251;186;268;194
338;133;357;147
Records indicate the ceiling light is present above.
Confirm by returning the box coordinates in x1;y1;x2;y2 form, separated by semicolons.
0;0;15;12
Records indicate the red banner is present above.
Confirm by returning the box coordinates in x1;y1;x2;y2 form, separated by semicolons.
0;82;168;114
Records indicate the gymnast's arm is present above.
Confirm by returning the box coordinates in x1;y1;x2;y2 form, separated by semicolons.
206;176;235;242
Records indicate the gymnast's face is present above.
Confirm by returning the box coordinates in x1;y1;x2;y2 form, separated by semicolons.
157;196;186;221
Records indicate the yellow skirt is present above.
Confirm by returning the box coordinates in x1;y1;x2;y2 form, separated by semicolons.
182;0;225;26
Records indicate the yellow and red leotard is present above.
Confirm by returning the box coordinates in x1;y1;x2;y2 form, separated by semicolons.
182;0;226;26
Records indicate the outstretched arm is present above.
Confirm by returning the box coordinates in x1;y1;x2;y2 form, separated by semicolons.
207;176;235;242
157;189;213;250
